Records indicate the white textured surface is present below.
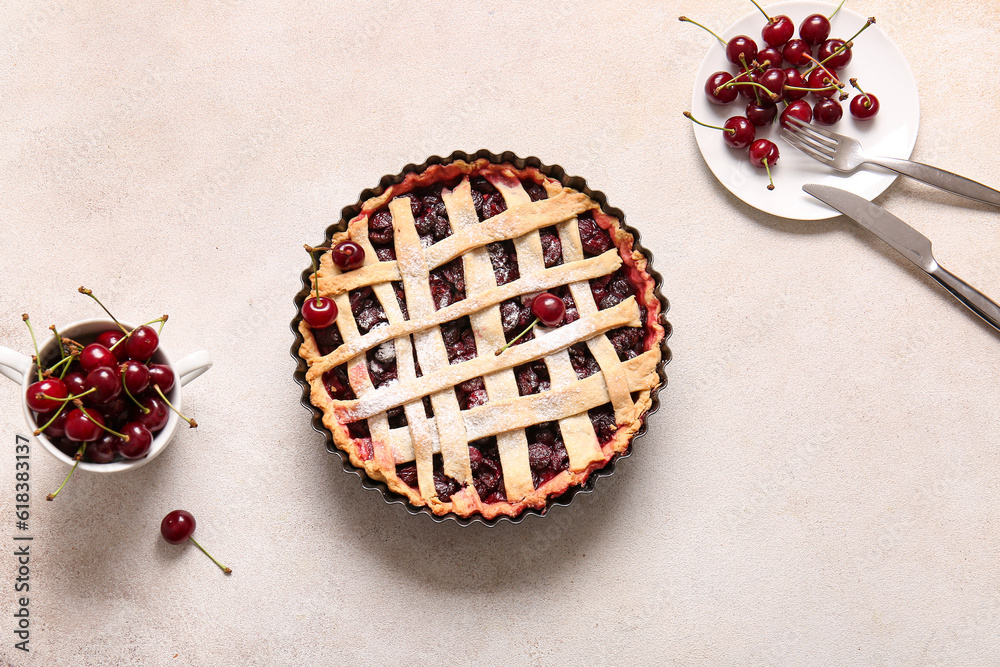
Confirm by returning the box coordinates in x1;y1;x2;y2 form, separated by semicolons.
1;1;999;664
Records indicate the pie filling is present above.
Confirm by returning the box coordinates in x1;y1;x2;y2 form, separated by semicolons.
301;161;665;517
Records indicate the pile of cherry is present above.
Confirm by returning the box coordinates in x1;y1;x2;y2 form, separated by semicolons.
22;288;194;498
682;0;880;190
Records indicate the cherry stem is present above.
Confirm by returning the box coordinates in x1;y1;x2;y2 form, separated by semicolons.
120;367;150;414
849;78;874;108
57;352;79;380
46;443;86;501
304;244;322;302
763;157;775;191
749;0;772;22
47;353;75;377
784;85;838;93
49;325;65;362
678;16;726;46
81;408;130;441
157;315;168;335
682;111;735;135
153;384;197;428
188;536;232;574
844;17;876;45
803;55;845;90
496;317;540;356
716;79;779;101
78;287;128;334
44;388;96;403
107;317;168;353
803;41;854;76
22;315;44;381
33;400;70;436
828;0;847;19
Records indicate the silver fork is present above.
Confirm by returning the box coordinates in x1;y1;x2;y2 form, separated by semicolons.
781;117;1000;207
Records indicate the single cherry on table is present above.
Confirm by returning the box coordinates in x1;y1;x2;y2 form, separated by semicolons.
160;510;232;574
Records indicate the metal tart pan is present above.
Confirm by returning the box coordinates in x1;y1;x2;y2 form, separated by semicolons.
290;149;672;526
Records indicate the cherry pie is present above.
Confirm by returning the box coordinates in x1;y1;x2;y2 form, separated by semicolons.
297;158;667;519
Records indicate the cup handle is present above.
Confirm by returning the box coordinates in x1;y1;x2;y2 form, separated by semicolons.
0;346;31;385
173;350;212;387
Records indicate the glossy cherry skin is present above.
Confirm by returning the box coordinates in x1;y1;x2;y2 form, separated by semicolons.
726;35;758;67
39;410;69;438
86;367;122;404
782;68;808;101
756;46;784;69
780;100;813;129
734;68;759;101
723;117;756;149
748;139;780;168
84;434;118;463
757;68;786;98
65;408;105;442
96;330;128;361
799;13;831;46
705;71;738;105
301;297;338;328
161;510;196;544
80;343;116;373
147;364;175;394
26;378;68;413
117;422;153;459
125;326;159;362
64;372;88;397
531;293;566;327
119;360;150;395
134;395;169;432
818;38;851;70
782;39;812;67
332;241;365;271
850;93;880;119
813;98;843;125
746;99;778;127
762;15;795;47
807;68;839;98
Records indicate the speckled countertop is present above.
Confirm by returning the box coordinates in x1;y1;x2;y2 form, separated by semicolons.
1;1;998;664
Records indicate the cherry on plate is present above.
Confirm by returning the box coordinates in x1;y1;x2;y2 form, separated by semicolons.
705;71;739;105
813;98;843;125
799;13;831;46
782;39;812;67
850;92;880;119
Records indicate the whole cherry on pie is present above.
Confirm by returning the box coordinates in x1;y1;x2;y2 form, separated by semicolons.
297;159;667;520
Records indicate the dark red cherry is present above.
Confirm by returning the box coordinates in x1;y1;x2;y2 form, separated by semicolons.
134;395;169;432
125;326;159;362
26;378;67;413
119;360;150;395
86;367;122;404
65;408;104;442
733;68;759;101
814;97;843;125
756;46;783;69
746;98;778;127
705;71;739;105
80;343;116;373
723;117;756;149
782;39;812;67
782;68;808;101
807;68;840;98
332;241;365;271
117;422;153;459
780;100;813;129
84;434;118;463
748;139;780;168
762;15;795;47
531;293;566;327
726;35;758;67
147;364;175;394
96;330;128;361
818;39;851;70
96;397;127;423
64;372;88;397
40;410;69;438
160;509;196;544
850;93;879;119
799;14;831;46
757;68;786;98
301;297;338;328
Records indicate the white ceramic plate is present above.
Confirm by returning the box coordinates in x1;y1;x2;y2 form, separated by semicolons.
689;0;920;220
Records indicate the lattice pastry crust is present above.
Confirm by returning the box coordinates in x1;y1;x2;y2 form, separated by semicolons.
298;160;665;519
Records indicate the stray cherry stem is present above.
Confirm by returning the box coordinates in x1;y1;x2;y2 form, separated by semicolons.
678;16;726;46
153;385;197;428
188;536;232;574
496;317;540;356
683;111;736;135
22;315;44;381
78;287;128;334
47;443;86;501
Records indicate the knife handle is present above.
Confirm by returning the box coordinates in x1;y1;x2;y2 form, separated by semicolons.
928;264;1000;333
871;157;1000;207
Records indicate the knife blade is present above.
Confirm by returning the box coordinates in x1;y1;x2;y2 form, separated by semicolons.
802;184;934;272
803;183;1000;334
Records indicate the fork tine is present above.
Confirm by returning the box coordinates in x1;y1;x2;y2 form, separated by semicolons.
780;129;835;158
780;131;834;164
786;116;838;147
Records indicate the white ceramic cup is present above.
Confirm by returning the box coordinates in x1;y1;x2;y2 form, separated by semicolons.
0;318;211;473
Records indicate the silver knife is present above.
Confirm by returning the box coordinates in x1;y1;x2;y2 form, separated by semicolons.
803;184;1000;334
